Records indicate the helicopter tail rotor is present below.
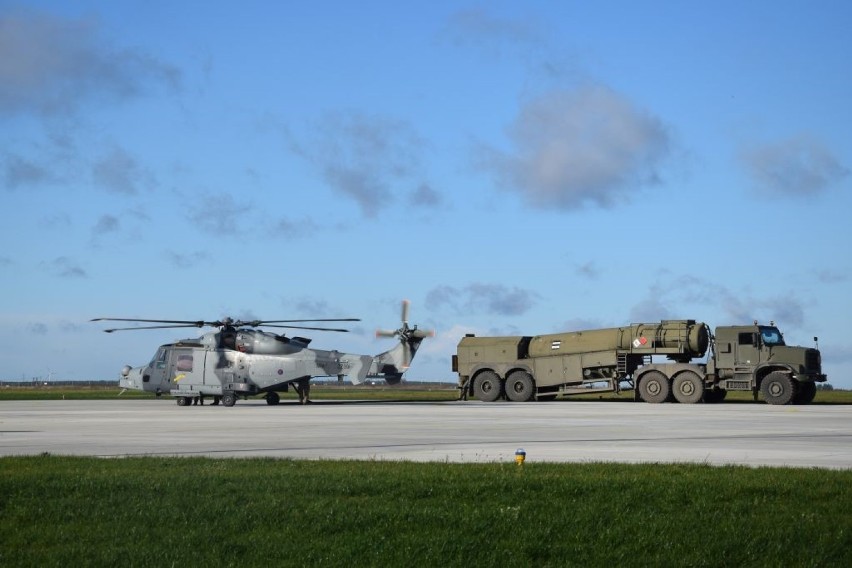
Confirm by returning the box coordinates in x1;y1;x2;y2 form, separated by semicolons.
375;300;435;369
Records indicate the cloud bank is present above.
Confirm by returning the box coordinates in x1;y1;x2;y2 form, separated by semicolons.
739;133;848;197
426;283;538;316
477;85;670;209
290;111;433;217
0;8;179;117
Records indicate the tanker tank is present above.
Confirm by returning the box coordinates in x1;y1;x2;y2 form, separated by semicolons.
528;320;709;359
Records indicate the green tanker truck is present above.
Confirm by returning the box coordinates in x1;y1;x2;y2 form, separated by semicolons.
453;320;826;405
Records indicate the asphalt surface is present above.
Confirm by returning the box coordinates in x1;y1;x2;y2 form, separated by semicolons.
2;399;851;468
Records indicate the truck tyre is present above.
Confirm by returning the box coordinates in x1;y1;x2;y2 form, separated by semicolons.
177;396;189;407
793;381;817;405
473;370;503;402
703;389;727;403
672;372;704;404
505;371;535;402
221;392;237;407
639;371;670;404
760;372;795;405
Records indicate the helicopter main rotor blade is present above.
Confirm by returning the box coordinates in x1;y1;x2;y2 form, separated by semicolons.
256;318;361;324
91;317;208;327
101;324;212;333
261;324;350;332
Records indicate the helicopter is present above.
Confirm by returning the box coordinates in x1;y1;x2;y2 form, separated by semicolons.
93;300;433;407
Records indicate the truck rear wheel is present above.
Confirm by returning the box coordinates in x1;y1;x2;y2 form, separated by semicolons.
473;370;503;402
639;371;670;404
221;392;237;407
505;371;535;402
760;372;795;405
672;372;704;404
793;381;816;404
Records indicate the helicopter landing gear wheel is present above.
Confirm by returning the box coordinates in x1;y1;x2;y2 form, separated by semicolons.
221;392;237;407
266;392;280;405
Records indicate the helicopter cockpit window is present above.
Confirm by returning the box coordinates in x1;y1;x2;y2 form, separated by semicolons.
152;348;167;369
759;326;785;347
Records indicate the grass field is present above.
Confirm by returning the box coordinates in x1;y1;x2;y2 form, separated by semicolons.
2;383;851;406
2;456;850;566
2;386;850;565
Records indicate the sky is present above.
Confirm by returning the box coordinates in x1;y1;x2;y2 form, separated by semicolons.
2;1;851;388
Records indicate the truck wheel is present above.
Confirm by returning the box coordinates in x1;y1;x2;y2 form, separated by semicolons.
672;372;704;404
176;396;189;407
266;392;280;405
793;381;816;405
473;371;503;402
221;392;237;407
639;371;670;403
505;371;535;402
704;389;727;403
760;372;795;405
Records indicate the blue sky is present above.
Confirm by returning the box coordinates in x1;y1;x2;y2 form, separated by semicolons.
2;1;851;387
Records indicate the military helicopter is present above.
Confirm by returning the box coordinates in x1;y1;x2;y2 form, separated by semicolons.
93;300;433;407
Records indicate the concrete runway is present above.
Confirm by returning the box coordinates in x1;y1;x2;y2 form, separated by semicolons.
1;399;851;468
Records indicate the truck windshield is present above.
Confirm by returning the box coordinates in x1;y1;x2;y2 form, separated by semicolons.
759;326;785;347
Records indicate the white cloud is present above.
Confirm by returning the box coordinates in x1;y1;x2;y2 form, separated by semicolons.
0;8;179;117
740;133;848;197
477;85;670;209
188;192;252;235
92;146;155;195
290;111;429;217
426;283;538;316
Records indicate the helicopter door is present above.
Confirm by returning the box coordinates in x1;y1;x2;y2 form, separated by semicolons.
145;346;170;395
167;348;205;391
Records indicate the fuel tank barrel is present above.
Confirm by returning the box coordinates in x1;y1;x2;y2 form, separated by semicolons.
528;320;708;358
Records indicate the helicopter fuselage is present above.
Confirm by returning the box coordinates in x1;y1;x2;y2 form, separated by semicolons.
118;327;417;405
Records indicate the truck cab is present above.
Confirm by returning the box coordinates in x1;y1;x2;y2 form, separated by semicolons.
711;323;825;404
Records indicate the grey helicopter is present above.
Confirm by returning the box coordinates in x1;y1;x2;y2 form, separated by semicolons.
93;300;433;407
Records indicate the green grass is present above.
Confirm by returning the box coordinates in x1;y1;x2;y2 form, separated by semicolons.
3;384;850;404
1;456;850;566
0;385;460;402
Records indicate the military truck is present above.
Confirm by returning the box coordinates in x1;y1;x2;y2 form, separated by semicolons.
453;320;825;405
